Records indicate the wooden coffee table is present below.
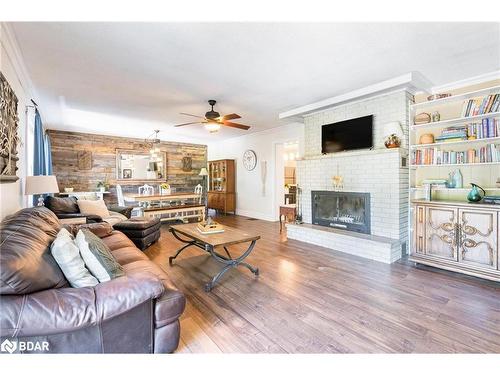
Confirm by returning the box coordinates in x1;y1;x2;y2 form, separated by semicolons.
169;223;260;291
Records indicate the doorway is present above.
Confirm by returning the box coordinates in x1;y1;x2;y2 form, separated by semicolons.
274;141;299;220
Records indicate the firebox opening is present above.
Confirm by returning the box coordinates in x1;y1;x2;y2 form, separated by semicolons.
311;191;371;234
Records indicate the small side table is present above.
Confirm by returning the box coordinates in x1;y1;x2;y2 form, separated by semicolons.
279;204;296;233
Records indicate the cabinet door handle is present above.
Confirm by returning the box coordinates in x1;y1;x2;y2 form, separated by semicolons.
457;224;462;247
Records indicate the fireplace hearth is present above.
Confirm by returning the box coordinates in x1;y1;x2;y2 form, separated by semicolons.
311;191;370;234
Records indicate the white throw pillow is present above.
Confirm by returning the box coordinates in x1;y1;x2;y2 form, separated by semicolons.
50;228;99;288
77;199;110;218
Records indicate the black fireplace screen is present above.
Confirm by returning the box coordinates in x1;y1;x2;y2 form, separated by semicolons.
311;191;370;234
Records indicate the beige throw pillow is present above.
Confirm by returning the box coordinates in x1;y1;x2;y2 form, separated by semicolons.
77;199;110;218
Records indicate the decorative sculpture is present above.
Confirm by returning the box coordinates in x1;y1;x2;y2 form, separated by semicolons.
0;72;20;183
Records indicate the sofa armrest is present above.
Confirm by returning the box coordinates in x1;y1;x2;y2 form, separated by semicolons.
108;206;133;219
0;273;165;338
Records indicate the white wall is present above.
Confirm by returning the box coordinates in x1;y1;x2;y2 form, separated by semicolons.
0;23;37;219
208;122;304;221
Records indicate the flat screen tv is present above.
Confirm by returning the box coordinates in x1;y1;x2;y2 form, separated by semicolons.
321;115;373;154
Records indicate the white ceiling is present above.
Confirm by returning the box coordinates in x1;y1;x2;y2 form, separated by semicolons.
10;22;500;143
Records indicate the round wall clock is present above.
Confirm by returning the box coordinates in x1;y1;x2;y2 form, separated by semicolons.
243;149;257;171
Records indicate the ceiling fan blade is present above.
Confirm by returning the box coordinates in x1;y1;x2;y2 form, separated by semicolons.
180;112;205;119
222;121;250;130
174;121;205;127
220;113;241;121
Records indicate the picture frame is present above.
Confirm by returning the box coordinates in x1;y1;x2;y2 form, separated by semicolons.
122;168;132;179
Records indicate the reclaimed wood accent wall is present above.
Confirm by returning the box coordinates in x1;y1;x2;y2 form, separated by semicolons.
48;130;207;204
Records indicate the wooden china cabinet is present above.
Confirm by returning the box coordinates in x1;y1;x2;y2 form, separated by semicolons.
207;159;235;214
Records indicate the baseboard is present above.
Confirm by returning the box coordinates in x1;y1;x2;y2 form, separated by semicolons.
235;209;275;222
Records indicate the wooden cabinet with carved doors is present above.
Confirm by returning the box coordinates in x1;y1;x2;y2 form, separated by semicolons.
411;200;499;282
458;208;498;270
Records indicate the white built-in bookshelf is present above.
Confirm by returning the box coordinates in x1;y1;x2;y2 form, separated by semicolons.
409;82;500;202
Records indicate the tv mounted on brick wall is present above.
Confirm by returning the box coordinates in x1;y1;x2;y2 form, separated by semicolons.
321;115;373;154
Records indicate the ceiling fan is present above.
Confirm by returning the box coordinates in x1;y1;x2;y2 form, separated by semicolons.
173;100;250;133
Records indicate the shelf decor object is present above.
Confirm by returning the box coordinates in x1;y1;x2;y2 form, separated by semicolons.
413;112;431;125
384;121;403;148
0;72;20;183
419;133;435;145
409;81;500;281
467;183;486;202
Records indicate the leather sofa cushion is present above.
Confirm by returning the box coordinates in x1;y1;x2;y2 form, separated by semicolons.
102;231;137;251
0;207;68;295
44;196;80;215
109;246;149;266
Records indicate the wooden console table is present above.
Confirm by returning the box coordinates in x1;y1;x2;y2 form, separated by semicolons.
279;204;296;232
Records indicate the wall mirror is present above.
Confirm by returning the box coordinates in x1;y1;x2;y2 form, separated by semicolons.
116;149;166;181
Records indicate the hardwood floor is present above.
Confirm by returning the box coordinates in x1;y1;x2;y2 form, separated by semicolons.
145;215;500;353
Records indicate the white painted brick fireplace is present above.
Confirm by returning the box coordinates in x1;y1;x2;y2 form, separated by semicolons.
287;90;412;264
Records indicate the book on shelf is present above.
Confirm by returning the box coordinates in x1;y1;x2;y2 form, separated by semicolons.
411;143;500;166
424;119;499;144
461;94;500;117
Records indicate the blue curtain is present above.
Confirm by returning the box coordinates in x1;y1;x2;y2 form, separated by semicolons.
33;109;52;204
44;131;53;175
33;109;46;176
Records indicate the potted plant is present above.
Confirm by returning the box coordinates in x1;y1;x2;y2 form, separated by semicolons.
284;183;290;194
96;181;108;193
160;182;171;195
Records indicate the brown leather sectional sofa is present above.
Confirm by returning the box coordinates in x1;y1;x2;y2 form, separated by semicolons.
0;207;185;353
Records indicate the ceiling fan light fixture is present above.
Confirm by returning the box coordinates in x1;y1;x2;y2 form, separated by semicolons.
204;123;221;133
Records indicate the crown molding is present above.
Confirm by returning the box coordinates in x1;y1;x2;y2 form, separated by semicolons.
1;22;39;107
279;72;433;119
430;70;500;93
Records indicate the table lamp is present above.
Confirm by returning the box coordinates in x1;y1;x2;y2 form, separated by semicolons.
25;175;59;206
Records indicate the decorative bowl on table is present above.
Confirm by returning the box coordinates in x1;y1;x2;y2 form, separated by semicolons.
64;187;74;193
